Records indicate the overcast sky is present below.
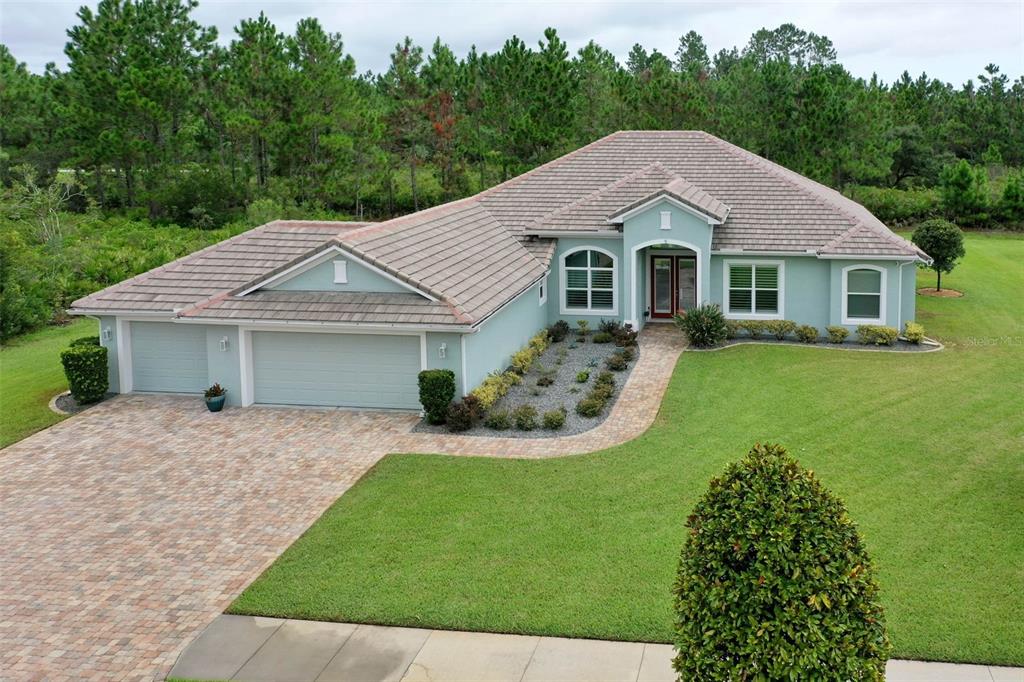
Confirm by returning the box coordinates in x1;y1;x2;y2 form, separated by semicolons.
2;1;1022;86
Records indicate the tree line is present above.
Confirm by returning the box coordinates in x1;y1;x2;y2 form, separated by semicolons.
1;0;1023;228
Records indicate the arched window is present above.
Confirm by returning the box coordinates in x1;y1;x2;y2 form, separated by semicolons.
842;265;886;325
561;248;617;314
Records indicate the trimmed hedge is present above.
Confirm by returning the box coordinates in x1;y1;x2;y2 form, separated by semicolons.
418;369;455;424
60;343;108;403
765;319;797;340
857;324;899;346
904;321;925;344
826;325;850;344
673;443;890;680
795;324;819;343
70;335;101;347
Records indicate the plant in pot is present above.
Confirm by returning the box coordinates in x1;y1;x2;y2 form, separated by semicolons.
204;383;227;412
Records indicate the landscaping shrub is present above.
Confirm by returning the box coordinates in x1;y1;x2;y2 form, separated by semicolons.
740;319;767;339
598;319;621;335
575;397;604;418
542;407;567;430
513;404;538;431
547;320;571;342
536;376;554;387
69;335;101;347
417;369;456;424
725;320;742;339
595;370;615;387
590;382;614;402
511;348;536;374
529;332;550;354
576;320;590;336
857;324;899;346
673;304;728;348
904;321;925;344
673;443;890;681
445;400;476;432
470;371;519;409
59;343;108;403
826;325;850;344
576;370;590;383
795;324;819;343
614;324;638;348
618;346;636;362
765;319;797;340
592;331;614;344
483;409;512;430
605;351;628;371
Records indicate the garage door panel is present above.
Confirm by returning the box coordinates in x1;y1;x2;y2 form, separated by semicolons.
252;331;421;409
131;322;208;394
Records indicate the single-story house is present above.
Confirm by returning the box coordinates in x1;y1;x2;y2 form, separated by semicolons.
70;130;930;409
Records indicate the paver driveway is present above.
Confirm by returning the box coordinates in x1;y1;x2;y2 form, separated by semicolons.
0;395;418;681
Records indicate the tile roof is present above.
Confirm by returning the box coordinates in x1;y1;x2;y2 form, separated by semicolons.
180;290;461;326
71;131;928;325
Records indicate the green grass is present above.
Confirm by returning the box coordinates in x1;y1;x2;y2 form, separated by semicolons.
0;318;94;448
235;233;1017;665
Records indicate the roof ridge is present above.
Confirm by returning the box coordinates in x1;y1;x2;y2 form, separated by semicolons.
697;132;918;255
522;162;673;231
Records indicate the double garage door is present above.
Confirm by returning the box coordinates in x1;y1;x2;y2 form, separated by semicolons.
129;322;421;410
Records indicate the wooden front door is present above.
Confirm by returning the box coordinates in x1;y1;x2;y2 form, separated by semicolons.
650;255;697;319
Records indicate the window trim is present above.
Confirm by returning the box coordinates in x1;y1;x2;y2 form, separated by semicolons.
841;264;887;325
723;259;785;320
333;260;348;284
559;246;619;315
538;278;547;306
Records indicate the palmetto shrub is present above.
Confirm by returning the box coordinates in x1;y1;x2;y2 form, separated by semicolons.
673;304;728;348
673;443;890;681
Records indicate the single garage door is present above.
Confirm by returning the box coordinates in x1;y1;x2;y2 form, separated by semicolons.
131;322;208;393
252;331;421;409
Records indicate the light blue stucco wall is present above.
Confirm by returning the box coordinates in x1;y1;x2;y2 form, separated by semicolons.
204;325;241;405
97;315;119;392
547;237;627;327
827;260;916;330
710;255;833;329
425;332;463;394
621;201;714;327
269;256;409;293
464;279;547;393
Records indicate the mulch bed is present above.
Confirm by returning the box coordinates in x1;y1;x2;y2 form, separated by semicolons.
414;337;638;439
918;287;964;298
52;392;115;415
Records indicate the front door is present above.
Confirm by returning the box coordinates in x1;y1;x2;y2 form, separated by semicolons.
650;255;697;319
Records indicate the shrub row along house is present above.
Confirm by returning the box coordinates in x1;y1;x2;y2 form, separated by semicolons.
70;131;931;409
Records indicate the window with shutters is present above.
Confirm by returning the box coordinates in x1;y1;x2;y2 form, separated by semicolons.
724;261;784;319
561;248;617;314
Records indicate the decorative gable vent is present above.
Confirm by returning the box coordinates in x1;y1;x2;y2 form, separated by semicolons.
333;260;348;284
660;211;672;230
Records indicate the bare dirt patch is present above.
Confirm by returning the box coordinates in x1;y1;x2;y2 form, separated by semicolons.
918;287;964;298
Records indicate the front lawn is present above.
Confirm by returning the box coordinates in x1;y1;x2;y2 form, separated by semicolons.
229;233;1024;666
0;318;94;448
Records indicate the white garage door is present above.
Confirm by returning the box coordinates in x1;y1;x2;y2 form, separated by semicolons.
252;331;421;409
130;322;208;394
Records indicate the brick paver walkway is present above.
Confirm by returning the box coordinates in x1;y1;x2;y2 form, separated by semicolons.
0;396;418;681
400;324;686;457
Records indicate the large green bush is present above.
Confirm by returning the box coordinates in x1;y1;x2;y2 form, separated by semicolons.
417;369;456;424
673;443;890;681
59;343;108;403
674;304;728;348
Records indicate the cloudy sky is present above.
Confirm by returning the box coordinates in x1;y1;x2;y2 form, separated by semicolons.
2;0;1021;85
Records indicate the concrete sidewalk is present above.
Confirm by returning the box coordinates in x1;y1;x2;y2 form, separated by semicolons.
169;615;1024;682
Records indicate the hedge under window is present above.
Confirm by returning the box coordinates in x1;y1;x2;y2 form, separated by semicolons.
727;264;780;315
563;249;615;312
846;268;883;320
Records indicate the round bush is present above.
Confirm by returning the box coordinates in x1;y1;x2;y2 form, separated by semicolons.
70;335;101;347
60;344;108;403
445;400;475;432
513;404;538;431
575;397;604;417
542;408;566;430
418;369;456;424
674;304;728;348
795;324;819;343
673;443;890;681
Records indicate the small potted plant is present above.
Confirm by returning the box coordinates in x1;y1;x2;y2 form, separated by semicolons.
204;383;227;412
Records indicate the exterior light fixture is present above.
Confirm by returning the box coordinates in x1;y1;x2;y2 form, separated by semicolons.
438;343;447;359
219;336;229;351
101;327;112;341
